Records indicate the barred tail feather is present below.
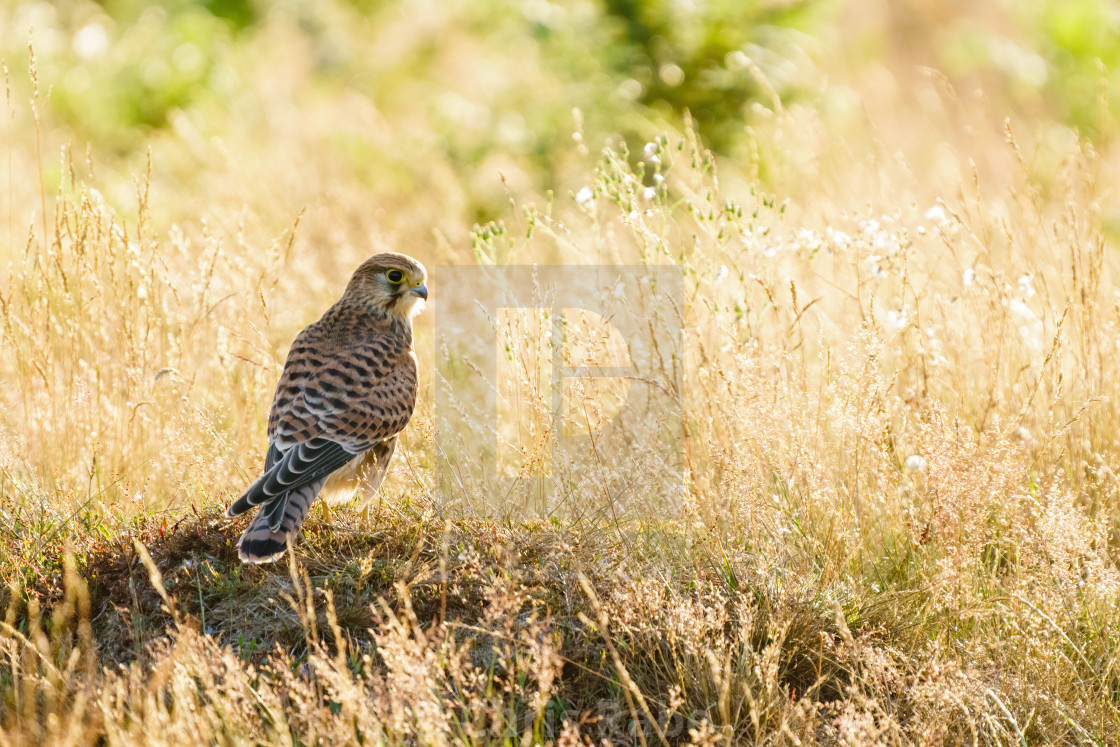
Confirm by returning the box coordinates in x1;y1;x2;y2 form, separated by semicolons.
236;477;326;563
225;487;260;518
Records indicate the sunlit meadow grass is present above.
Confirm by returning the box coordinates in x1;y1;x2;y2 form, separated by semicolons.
4;2;1120;744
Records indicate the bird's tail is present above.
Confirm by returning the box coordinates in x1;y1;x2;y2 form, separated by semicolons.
236;477;326;563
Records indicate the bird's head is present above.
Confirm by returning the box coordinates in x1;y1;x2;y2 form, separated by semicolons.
345;252;428;319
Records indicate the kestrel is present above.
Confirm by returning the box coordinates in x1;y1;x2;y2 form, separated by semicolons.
226;252;427;563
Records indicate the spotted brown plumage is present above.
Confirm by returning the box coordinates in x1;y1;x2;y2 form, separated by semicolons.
226;252;427;563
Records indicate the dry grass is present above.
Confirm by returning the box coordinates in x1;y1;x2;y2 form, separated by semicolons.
0;509;1021;745
4;1;1120;744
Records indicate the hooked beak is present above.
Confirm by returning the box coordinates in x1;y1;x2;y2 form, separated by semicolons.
411;284;428;300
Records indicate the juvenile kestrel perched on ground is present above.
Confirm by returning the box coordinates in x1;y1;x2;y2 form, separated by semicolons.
226;252;427;563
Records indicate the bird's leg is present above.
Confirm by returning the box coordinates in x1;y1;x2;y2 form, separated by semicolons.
320;500;333;524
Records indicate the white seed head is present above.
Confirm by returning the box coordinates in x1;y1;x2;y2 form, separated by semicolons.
905;455;927;471
924;205;948;224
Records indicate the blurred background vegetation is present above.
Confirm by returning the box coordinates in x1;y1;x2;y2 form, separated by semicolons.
3;0;1118;237
3;0;1119;506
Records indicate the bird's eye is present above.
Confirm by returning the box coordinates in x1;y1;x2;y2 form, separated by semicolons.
386;270;405;284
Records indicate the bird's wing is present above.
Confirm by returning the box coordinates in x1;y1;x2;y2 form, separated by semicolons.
269;321;401;437
268;335;416;451
226;437;359;517
264;442;282;471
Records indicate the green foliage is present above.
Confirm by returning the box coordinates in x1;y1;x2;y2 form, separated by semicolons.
598;0;823;154
97;0;260;28
16;0;827;203
48;5;234;152
1021;0;1120;140
939;0;1120;142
